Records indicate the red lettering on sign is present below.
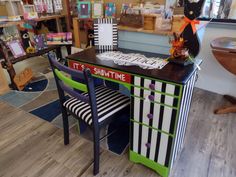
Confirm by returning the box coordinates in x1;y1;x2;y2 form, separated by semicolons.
68;60;131;84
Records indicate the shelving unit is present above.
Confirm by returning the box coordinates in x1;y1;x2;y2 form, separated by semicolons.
72;16;184;48
0;0;71;90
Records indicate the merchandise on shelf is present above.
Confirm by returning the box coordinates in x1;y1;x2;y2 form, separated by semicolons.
34;0;44;13
92;1;103;18
47;32;72;45
77;1;91;19
23;5;39;20
44;0;54;13
105;2;116;18
34;34;47;51
53;0;63;13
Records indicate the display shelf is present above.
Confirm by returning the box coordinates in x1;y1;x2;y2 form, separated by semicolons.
32;14;66;22
118;25;173;36
0;21;24;28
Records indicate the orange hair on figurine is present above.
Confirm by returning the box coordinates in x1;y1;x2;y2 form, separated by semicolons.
169;33;189;59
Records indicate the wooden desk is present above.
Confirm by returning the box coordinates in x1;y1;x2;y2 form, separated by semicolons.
66;48;201;177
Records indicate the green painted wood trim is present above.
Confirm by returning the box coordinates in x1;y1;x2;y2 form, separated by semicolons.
54;69;88;92
129;150;170;177
131;85;180;98
92;74;131;91
131;95;178;110
131;119;174;137
133;74;182;87
166;83;183;167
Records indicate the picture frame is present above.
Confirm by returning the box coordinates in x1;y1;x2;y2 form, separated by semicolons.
105;2;116;18
77;1;91;19
34;34;47;51
23;5;38;20
92;1;103;18
94;18;118;51
7;40;26;58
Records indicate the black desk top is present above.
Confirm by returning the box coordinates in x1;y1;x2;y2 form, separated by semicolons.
66;48;202;84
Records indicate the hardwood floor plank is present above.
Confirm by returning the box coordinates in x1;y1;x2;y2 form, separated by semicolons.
0;102;94;177
80;151;158;177
171;89;236;177
0;88;235;177
207;116;236;177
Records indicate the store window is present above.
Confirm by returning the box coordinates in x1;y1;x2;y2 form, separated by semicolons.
201;0;236;21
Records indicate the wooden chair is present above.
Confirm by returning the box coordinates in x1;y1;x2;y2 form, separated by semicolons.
211;37;236;114
47;52;130;175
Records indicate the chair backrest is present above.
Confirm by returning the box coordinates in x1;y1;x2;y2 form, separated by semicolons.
48;52;99;126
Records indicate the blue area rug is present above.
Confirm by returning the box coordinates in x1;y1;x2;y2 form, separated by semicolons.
23;79;48;92
30;97;130;155
30;99;62;122
0;78;52;108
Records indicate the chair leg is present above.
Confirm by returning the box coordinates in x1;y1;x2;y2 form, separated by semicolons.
62;107;70;145
93;128;100;175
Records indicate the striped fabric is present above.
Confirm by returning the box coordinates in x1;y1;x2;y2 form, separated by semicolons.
94;18;118;52
131;76;180;135
63;85;130;125
130;122;173;167
130;72;197;169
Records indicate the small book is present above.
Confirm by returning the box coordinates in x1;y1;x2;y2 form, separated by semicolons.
47;32;72;45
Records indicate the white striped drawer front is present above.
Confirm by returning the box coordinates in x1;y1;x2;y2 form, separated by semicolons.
132;86;179;108
132;76;181;97
131;95;177;135
130;122;173;167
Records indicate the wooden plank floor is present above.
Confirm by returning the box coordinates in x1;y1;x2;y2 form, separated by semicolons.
0;88;236;177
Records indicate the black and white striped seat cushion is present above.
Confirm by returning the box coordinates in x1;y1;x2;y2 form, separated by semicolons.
63;85;130;125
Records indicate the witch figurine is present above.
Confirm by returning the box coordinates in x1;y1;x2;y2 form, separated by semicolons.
180;0;205;58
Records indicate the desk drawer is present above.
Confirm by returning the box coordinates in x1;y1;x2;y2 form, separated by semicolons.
131;96;177;135
132;86;179;108
130;122;173;167
132;76;181;97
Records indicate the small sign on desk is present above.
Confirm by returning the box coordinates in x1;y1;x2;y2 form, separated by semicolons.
68;60;131;84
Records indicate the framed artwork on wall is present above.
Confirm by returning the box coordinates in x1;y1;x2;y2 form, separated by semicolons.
105;2;116;18
23;5;38;20
7;40;26;58
92;1;103;18
77;1;91;19
94;18;118;51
